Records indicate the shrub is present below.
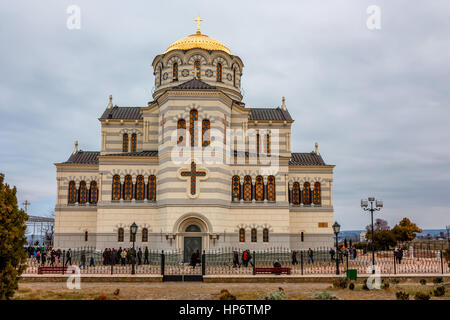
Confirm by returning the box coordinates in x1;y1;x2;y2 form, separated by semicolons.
312;290;337;300
94;294;108;300
219;289;236;300
433;286;445;297
414;292;430;300
332;277;349;289
382;281;390;290
395;291;409;300
433;277;443;284
419;279;427;285
348;283;355;290
390;279;400;285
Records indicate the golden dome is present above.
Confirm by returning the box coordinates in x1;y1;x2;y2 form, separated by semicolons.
165;32;231;55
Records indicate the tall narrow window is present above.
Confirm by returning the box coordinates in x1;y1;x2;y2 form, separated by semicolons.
239;228;245;242
251;228;257;242
112;175;121;200
123;133;129;152
194;60;201;79
84;231;88;242
135;175;145;200
267;175;276;201
256;133;260;157
232;176;240;201
255;175;264;201
142;228;148;242
303;182;311;205
233;68;236;87
130;228;136;242
202;119;210;147
173;62;178;81
292;182;300;205
131;133;137;153
263;228;269;242
124;175;133;200
216;63;222;82
89;181;98;204
243;175;252;201
79;181;87;204
189;109;198;147
68;181;76;204
177;119;186;145
159;66;162;85
148;175;156;201
266;134;270;155
118;228;124;242
313;182;321;205
301;232;304;242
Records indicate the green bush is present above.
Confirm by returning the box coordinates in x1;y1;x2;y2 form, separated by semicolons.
419;279;427;285
433;277;443;284
395;291;409;300
414;292;430;300
332;277;349;289
433;286;445;297
264;289;287;300
312;290;337;300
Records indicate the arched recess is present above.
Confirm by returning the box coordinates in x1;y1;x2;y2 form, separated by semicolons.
172;213;212;234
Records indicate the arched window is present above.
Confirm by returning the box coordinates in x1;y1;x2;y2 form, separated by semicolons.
68;181;76;204
216;63;222;82
301;232;304;242
243;175;252;201
189;109;198;147
251;228;257;242
124;175;133;200
112;175;121;200
292;182;300;205
130;228;136;242
159;66;162;85
89;181;98;204
131;133;137;153
313;182;321;205
177;119;186;145
142;228;148;242
263;228;269;242
173;62;178;81
122;133;129;152
256;133;260;157
232;176;240;201
255;175;264;201
84;231;88;242
267;175;276;201
303;182;311;205
233;68;236;87
194;60;201;79
266;133;270;155
239;228;245;242
186;224;201;232
79;181;87;204
147;175;156;201
135;175;145;200
118;228;124;242
202;119;210;147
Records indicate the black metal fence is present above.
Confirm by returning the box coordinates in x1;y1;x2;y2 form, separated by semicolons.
24;245;450;276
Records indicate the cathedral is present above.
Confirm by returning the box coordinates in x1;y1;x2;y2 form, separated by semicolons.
54;19;335;258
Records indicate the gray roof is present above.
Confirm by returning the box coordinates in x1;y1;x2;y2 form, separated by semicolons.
99;106;143;120
172;78;217;90
103;151;158;157
249;107;293;121
289;152;326;166
62;151;100;164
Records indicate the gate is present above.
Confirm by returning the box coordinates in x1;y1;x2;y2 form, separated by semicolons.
162;249;204;282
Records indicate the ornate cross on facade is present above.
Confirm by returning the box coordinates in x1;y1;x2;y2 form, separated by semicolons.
22;200;31;213
160;113;166;143
180;161;206;195
222;114;228;145
195;16;203;34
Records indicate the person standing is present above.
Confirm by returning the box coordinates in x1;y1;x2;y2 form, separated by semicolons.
247;250;254;267
120;249;127;266
137;248;143;265
79;250;86;270
232;251;240;268
242;250;249;267
65;249;72;266
307;248;314;264
291;250;298;265
144;246;149;264
329;248;335;261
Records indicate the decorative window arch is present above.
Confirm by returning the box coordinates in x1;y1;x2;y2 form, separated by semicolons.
243;175;252;201
239;228;245;242
202;119;210;147
68;181;76;204
303;182;311;205
173;62;178;81
148;175;156;201
118;228;124;242
89;181;98;204
216;63;222;82
255;175;264;201
124;175;133;200
131;133;137;153
232;175;240;201
84;231;88;242
177;119;186;145
135;175;145;200
313;182;321;205
189;109;198;147
79;181;87;204
112;175;121;200
194;60;201;79
292;182;300;205
142;228;148;242
263;228;269;242
267;175;276;201
251;228;257;242
123;133;129;152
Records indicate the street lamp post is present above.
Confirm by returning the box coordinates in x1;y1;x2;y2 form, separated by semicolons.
361;197;383;274
446;225;450;246
130;222;138;275
332;221;341;275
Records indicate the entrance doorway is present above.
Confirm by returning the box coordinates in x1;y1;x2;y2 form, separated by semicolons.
183;224;202;263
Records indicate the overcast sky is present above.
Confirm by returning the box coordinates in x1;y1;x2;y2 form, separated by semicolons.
1;0;449;230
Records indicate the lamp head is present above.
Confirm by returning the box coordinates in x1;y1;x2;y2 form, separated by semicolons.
361;199;368;208
130;222;138;235
332;221;341;234
368;197;375;202
376;200;383;208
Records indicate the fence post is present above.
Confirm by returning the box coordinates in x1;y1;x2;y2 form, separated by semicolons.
441;250;444;275
393;250;396;275
62;250;65;275
300;251;304;275
161;250;165;276
202;250;206;276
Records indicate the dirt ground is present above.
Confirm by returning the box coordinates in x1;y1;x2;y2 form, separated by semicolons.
14;280;450;300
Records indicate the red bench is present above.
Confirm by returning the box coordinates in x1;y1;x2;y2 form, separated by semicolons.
253;267;291;275
37;266;74;274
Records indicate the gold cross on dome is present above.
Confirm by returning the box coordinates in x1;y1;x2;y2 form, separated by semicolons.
195;16;203;34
